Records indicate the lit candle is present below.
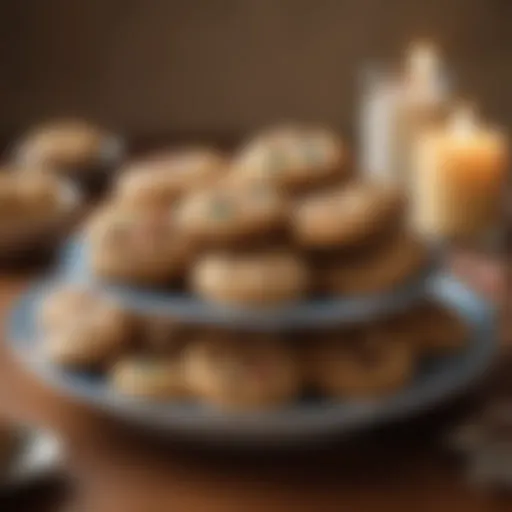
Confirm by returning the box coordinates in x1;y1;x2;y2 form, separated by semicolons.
359;41;450;187
410;105;508;241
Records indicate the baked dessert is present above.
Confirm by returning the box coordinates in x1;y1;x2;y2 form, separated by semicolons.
383;301;468;354
0;172;63;220
319;231;427;295
40;285;98;333
140;315;196;354
14;119;122;197
230;124;347;193
110;354;187;399
87;205;192;286
115;147;227;208
15;119;108;171
0;174;24;217
40;286;132;368
308;327;415;398
292;181;403;249
0;172;80;258
176;182;288;247
190;249;310;306
184;333;301;409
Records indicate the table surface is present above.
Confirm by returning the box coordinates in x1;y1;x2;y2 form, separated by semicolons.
0;253;508;512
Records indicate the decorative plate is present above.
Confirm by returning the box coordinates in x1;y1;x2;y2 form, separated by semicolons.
7;274;497;445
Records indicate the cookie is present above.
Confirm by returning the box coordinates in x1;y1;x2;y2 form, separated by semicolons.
292;182;404;249
140;315;196;354
16;174;65;217
40;285;99;333
383;301;468;354
15;119;106;170
308;327;414;398
110;355;187;399
319;232;427;295
183;334;301;409
230;125;347;193
87;206;191;286
0;172;80;257
115;148;227;208
191;250;310;305
176;183;288;247
40;287;132;368
0;173;62;219
0;174;21;216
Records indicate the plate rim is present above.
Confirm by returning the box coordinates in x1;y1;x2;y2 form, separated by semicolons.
58;236;439;329
5;274;498;442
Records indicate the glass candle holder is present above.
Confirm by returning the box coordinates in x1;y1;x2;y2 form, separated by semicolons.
409;106;508;256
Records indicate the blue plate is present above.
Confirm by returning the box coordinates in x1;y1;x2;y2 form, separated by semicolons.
58;236;438;329
7;274;497;444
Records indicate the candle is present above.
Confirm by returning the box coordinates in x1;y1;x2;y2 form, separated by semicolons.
359;71;400;184
404;41;444;101
359;42;450;187
410;105;508;241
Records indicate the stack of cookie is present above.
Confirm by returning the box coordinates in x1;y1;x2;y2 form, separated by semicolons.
39;286;466;410
87;125;427;301
35;124;467;411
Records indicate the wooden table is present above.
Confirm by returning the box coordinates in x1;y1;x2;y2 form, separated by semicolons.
0;254;508;512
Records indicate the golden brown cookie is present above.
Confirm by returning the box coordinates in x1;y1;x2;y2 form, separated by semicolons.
183;334;301;409
16;174;64;217
176;183;288;247
110;354;187;399
230;125;347;193
15;119;106;170
139;315;197;354
308;327;415;398
0;172;63;220
190;250;310;306
115;147;227;208
87;206;192;286
292;182;403;249
0;174;24;217
40;286;132;368
319;232;427;295
0;173;80;257
40;285;99;333
383;301;468;354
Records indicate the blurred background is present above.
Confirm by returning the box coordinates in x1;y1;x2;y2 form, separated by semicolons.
0;0;510;143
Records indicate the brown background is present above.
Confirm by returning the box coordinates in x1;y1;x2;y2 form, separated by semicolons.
0;0;510;142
